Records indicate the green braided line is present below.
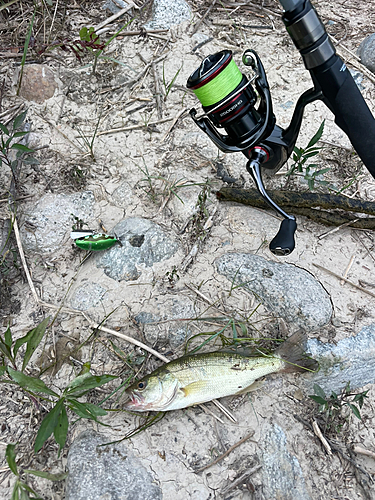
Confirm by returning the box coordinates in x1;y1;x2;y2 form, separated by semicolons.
192;58;242;107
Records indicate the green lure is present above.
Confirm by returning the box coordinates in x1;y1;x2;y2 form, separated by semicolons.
74;233;119;251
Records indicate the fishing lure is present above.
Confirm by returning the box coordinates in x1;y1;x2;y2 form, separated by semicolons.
70;230;121;251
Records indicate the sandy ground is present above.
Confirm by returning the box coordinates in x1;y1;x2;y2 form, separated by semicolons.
1;1;375;498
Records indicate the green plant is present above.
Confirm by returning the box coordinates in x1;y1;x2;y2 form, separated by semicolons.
162;63;182;101
16;8;36;95
309;382;369;433
0;319;117;454
286;120;330;190
0;110;39;175
6;443;67;500
74;113;102;161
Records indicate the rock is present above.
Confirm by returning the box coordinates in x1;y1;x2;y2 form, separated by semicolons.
65;429;162;500
70;283;107;311
17;65;58;103
135;295;197;347
305;324;375;394
144;0;191;29
260;424;312;500
358;33;375;73
111;181;133;208
103;0;128;15
96;217;179;281
215;254;332;331
20;192;95;254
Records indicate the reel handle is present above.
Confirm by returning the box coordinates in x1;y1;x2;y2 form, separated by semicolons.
269;218;297;256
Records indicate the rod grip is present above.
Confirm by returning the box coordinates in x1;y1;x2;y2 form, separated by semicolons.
319;67;375;179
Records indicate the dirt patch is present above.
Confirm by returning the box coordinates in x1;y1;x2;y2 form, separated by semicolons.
1;1;375;499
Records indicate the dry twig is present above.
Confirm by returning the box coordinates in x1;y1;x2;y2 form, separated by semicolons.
194;430;255;473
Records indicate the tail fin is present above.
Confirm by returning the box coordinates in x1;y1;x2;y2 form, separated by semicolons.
275;330;318;373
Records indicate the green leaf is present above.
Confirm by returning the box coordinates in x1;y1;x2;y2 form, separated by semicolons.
13;111;27;130
24;469;68;481
82;402;107;417
0;365;6;376
307;120;325;148
65;373;116;397
10;144;34;153
348;403;361;419
6;443;18;475
314;168;331;176
53;405;68;455
4;326;12;347
353;390;369;408
313;384;326;399
301;150;320;160
12;131;29;138
309;395;327;405
68;399;107;422
0;334;13;362
0;122;10;136
13;316;50;370
22;157;40;165
12;482;20;500
7;367;59;397
34;399;64;453
19;487;29;500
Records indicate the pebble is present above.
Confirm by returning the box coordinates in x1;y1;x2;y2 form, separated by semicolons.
17;64;58;103
144;0;191;29
358;33;375;73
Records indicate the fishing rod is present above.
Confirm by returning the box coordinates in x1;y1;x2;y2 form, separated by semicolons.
187;0;375;256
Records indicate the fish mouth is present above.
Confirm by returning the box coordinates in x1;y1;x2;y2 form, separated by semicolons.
123;391;156;412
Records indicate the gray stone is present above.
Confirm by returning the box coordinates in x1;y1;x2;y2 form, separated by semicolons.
144;0;191;29
305;324;375;394
103;0;127;15
260;424;311;500
96;217;179;281
65;430;162;500
135;295;197;347
70;283;107;311
358;33;375;73
112;182;133;208
215;254;332;331
20;192;95;254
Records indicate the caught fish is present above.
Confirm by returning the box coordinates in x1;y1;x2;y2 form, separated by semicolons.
124;331;317;412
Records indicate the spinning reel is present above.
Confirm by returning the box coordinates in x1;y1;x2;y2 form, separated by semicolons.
187;49;321;256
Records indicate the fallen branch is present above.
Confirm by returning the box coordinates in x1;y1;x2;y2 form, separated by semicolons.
313;263;375;299
217;187;375;229
353;446;375;460
313;420;332;456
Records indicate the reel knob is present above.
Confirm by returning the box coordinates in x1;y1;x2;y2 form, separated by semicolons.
269;218;297;256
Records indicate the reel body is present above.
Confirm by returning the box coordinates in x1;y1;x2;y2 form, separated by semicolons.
187;49;321;255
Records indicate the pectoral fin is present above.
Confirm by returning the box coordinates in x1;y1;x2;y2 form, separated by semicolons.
233;379;264;395
181;380;210;399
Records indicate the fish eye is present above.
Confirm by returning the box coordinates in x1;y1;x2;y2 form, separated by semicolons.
137;381;147;390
